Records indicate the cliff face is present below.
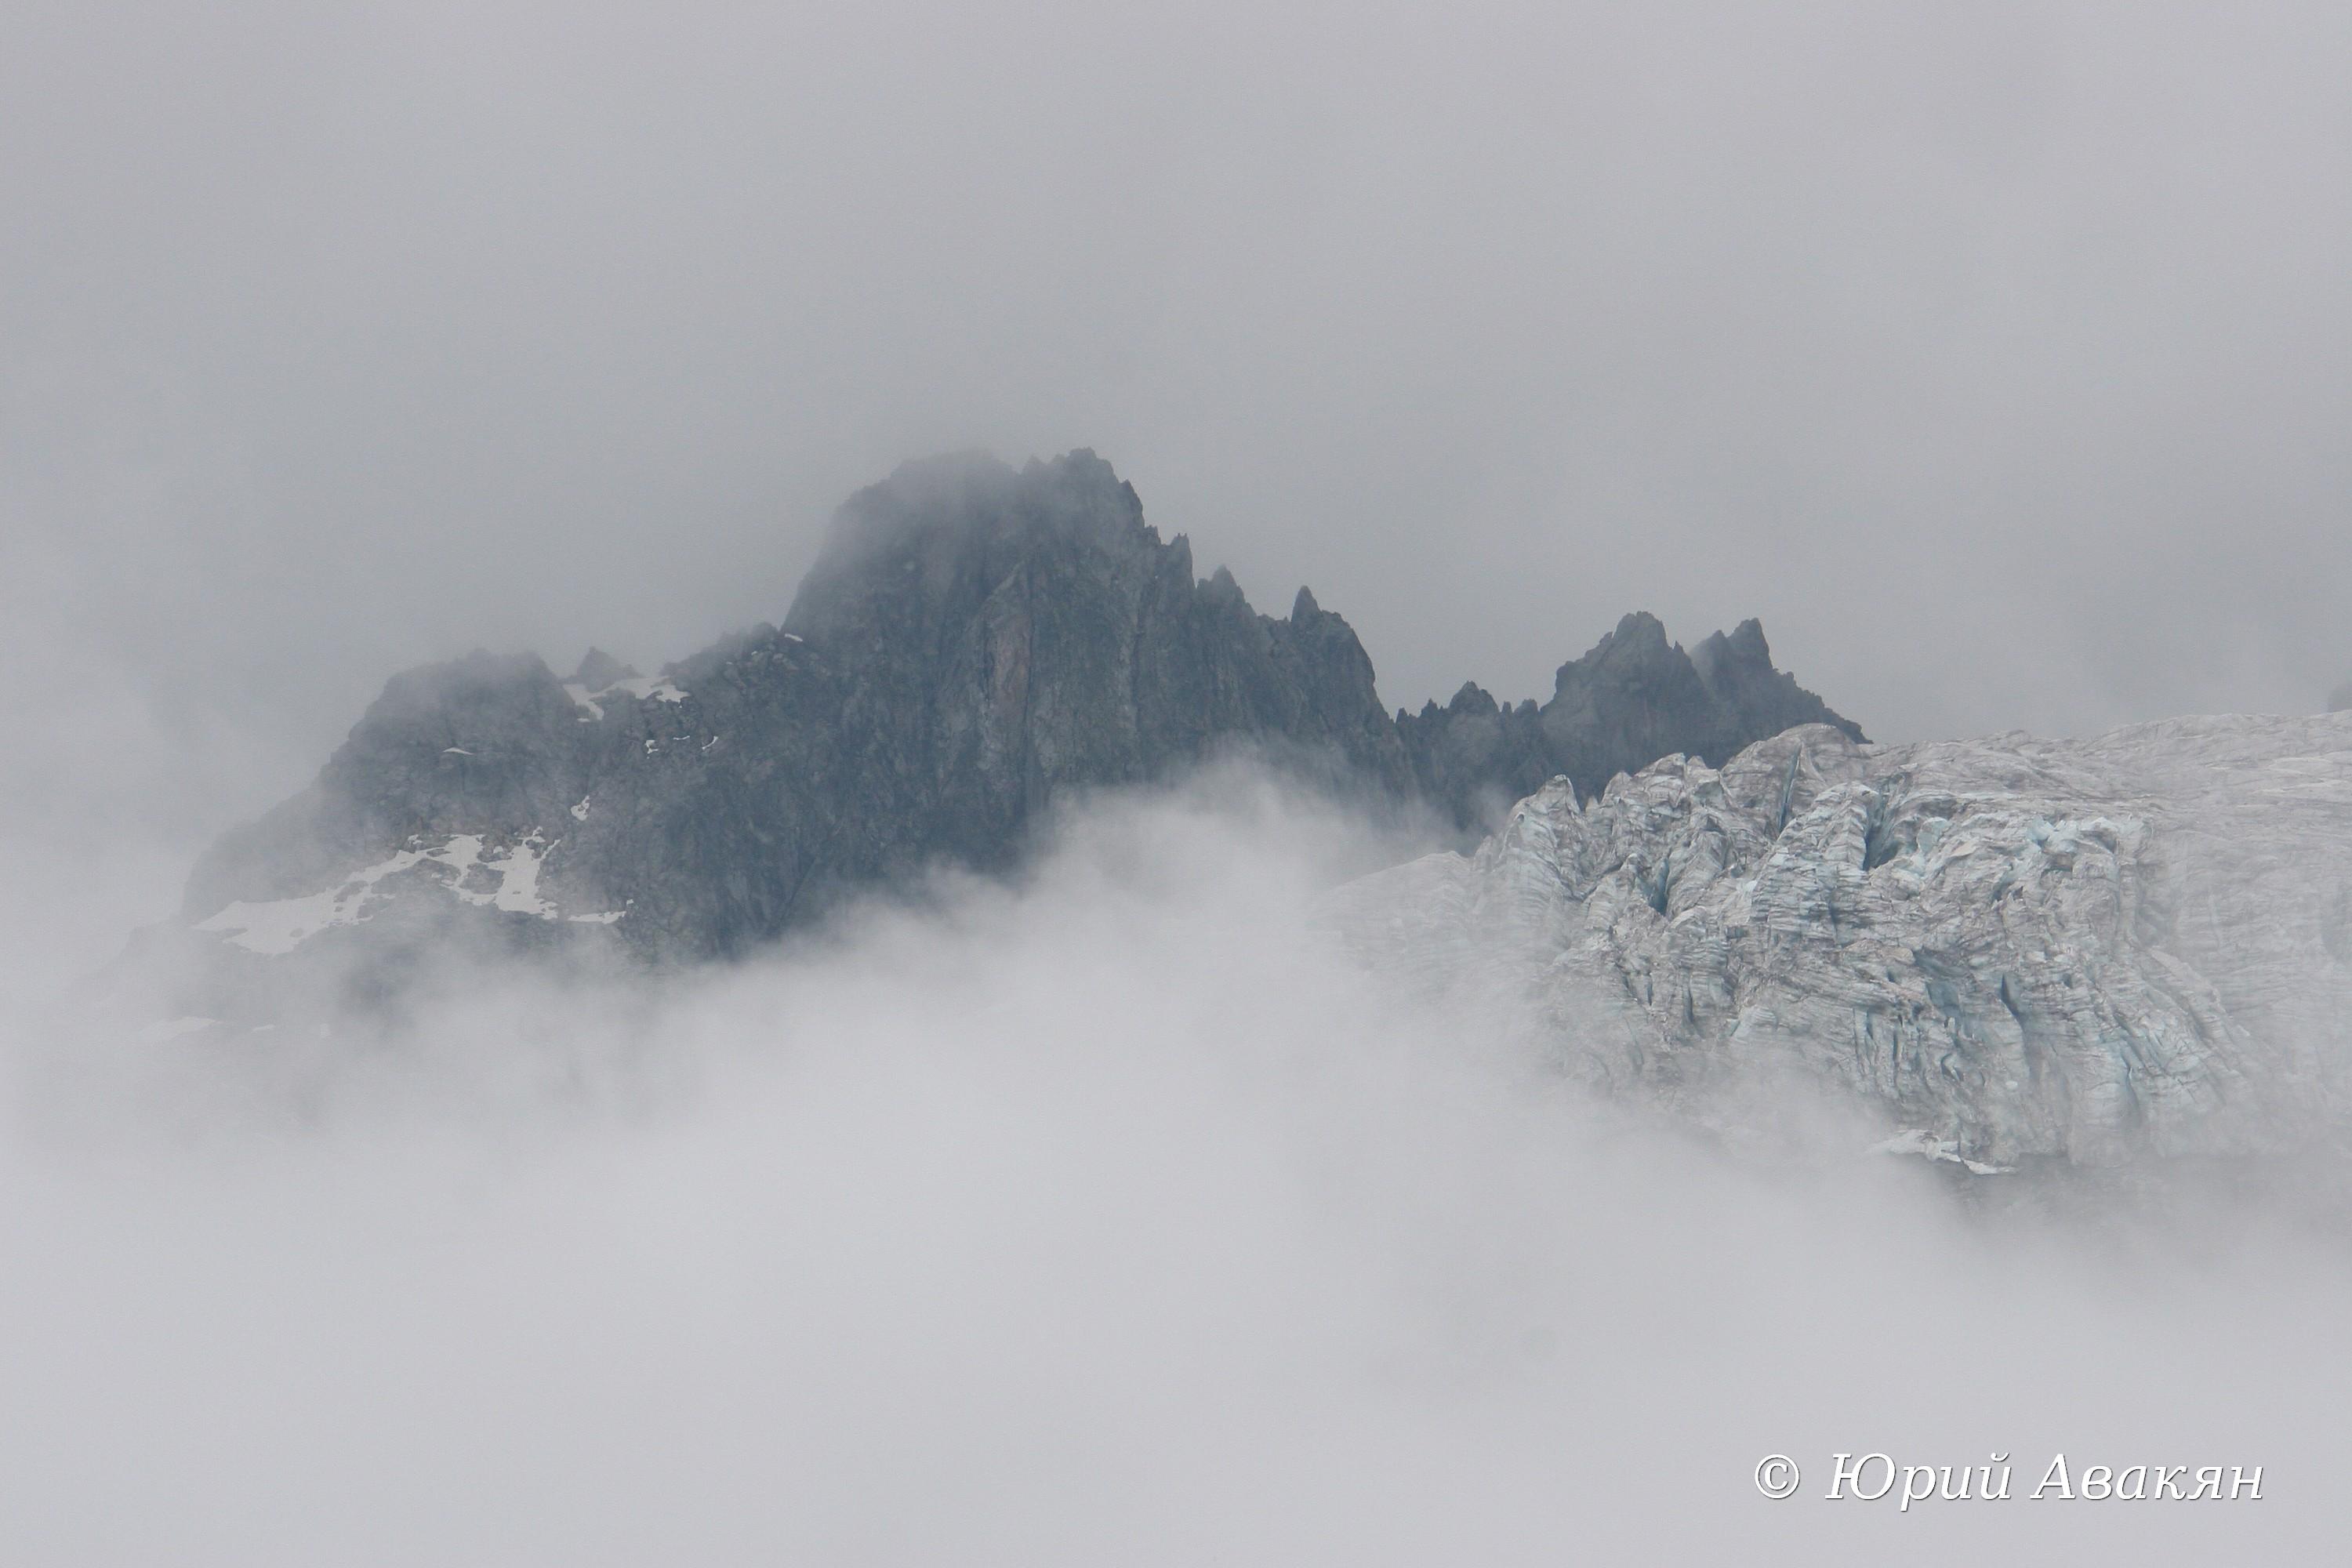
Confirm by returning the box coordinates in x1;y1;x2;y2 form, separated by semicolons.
167;448;1860;1012
180;451;1415;969
142;447;2352;1178
774;449;1413;888
1396;612;1864;832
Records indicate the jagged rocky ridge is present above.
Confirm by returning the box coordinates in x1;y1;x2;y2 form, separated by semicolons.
168;449;1853;996
139;449;2352;1174
1398;611;1861;829
1327;716;2352;1170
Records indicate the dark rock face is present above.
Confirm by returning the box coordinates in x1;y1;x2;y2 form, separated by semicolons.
772;450;1411;902
183;452;1413;964
173;448;1860;983
1396;612;1865;831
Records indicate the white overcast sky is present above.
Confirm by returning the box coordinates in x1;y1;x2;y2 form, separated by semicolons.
5;0;2350;938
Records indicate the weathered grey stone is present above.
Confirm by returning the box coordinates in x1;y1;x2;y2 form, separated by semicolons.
175;452;1421;968
158;448;1856;1022
1396;612;1864;832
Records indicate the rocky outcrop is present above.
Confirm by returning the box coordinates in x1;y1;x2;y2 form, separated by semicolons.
1327;714;2352;1170
176;452;1414;980
139;441;2344;1178
161;448;1856;1018
770;449;1413;896
1396;612;1864;832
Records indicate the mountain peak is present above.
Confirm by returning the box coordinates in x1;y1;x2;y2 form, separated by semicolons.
165;452;1864;996
787;448;1157;644
570;648;637;689
1399;612;1863;829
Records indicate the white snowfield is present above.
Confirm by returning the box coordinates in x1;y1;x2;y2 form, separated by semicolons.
1327;715;2352;1169
564;673;689;720
194;831;624;955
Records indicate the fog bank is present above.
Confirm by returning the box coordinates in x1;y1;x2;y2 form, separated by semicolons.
4;775;2343;1563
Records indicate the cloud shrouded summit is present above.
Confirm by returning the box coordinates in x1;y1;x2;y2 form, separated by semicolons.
7;2;2347;989
167;451;1850;1011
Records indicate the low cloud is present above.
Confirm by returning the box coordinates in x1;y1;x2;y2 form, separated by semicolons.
4;769;2343;1563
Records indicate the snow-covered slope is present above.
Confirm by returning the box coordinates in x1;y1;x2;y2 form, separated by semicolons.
1326;716;2352;1169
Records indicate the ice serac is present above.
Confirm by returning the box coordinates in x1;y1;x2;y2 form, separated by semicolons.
173;451;1412;982
1329;714;2352;1169
1396;611;1864;833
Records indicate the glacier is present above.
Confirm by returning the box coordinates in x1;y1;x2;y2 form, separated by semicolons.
1324;714;2352;1170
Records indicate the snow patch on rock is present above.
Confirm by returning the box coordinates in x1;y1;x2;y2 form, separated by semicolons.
196;831;569;953
611;674;688;703
566;675;687;719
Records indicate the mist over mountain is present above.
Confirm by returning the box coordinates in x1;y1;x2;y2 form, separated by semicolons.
99;442;2352;1206
24;769;2350;1563
168;450;1854;988
13;5;2352;1559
